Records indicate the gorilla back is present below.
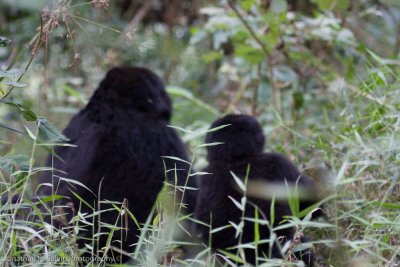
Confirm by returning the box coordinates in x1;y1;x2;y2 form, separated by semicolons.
195;114;318;266
37;67;193;261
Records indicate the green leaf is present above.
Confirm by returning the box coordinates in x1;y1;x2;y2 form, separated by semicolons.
123;204;140;228
189;171;211;176
167;86;219;115
232;29;250;42
0;154;29;172
162;156;191;165
2;101;37;121
62;84;87;104
217;249;244;263
241;0;255;11
311;0;349;10
37;117;69;143
235;44;264;64
372;201;400;210
217;249;245;263
0;69;24;79
24;125;36;140
22;109;37;121
336;0;349;10
201;51;223;63
206;123;231;133
153;213;160;227
1;81;26;87
376;71;388;86
270;194;275;226
310;0;331;9
293;91;304;110
273;65;298;89
196;142;224;148
228;195;244;211
254;208;260;244
12;225;46;243
230;171;246;192
38;194;67;203
0;36;11;47
271;0;287;13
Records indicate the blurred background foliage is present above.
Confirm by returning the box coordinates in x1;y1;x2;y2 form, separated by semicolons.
1;0;400;265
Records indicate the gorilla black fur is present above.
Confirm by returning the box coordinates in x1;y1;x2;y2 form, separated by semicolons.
37;67;196;261
194;114;318;266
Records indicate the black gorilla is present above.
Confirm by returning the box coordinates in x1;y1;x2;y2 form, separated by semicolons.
37;67;196;261
194;114;319;266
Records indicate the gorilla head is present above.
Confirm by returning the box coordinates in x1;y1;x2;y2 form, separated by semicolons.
205;114;265;161
90;67;172;120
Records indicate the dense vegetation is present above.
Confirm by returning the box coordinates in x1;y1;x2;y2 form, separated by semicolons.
1;0;399;266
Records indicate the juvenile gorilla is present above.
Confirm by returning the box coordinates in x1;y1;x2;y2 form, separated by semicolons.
37;67;196;260
194;114;318;266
